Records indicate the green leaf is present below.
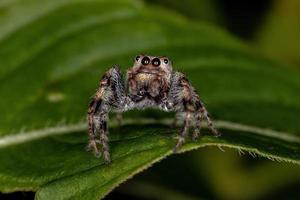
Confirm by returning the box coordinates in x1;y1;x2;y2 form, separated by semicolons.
0;0;300;199
194;148;300;199
144;0;221;24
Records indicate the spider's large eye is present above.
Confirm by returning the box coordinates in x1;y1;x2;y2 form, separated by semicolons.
163;58;169;64
141;56;150;65
152;58;161;67
135;55;140;62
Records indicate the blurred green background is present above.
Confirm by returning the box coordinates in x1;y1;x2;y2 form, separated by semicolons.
1;0;300;199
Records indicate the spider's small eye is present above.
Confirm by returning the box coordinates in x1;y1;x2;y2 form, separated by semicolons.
163;58;169;64
135;55;140;62
152;58;161;67
141;56;150;65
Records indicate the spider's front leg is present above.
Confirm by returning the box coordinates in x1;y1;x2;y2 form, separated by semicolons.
87;66;126;163
168;72;220;153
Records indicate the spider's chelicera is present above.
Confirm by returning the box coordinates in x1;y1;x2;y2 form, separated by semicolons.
88;54;220;163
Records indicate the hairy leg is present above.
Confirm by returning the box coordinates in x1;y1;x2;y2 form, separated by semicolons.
87;99;102;157
98;111;110;162
193;112;201;140
173;111;192;152
87;66;126;163
199;106;220;136
193;100;220;140
168;72;220;151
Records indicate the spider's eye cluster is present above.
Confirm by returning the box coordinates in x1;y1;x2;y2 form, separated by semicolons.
163;58;169;64
141;56;150;65
135;55;140;61
152;58;161;67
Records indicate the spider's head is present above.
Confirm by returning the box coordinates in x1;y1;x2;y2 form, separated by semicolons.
133;54;173;75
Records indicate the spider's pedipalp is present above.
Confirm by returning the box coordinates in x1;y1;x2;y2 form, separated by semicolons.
87;66;126;163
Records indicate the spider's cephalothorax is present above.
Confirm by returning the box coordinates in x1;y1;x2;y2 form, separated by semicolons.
88;54;220;163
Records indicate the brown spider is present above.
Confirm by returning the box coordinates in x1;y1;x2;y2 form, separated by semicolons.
87;54;220;163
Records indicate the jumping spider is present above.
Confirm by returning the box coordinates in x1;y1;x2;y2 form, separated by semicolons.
88;54;220;163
